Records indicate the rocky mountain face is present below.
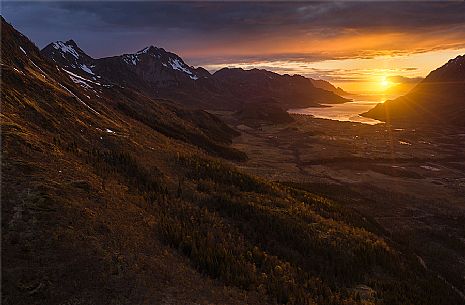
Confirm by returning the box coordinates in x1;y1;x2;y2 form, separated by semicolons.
42;41;211;100
362;55;465;126
41;40;95;76
41;40;350;110
97;46;211;87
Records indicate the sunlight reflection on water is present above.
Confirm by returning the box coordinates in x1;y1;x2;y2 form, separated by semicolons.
288;99;385;125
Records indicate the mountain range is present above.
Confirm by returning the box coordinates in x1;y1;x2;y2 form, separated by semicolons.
2;16;464;305
41;39;350;110
42;38;464;126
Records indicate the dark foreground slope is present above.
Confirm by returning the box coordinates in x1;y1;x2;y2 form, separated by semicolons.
2;18;462;305
362;55;465;126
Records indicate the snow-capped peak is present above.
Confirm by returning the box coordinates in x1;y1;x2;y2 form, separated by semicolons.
122;45;199;80
44;40;98;78
136;46;151;54
123;46;159;65
136;45;162;55
52;40;80;59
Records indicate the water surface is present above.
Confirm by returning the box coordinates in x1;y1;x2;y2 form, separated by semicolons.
288;99;385;125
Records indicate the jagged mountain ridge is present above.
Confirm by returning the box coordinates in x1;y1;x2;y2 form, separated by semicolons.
41;40;96;76
362;55;465;126
41;39;350;110
42;41;209;91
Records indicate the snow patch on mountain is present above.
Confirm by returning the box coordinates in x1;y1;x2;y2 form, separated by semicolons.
13;67;25;75
169;58;198;80
123;54;140;66
63;69;101;86
58;83;100;115
53;41;79;59
137;47;150;54
80;64;94;75
69;75;93;89
30;60;47;79
123;46;199;79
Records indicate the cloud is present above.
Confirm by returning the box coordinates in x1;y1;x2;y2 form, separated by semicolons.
37;2;465;32
2;1;465;60
2;1;464;93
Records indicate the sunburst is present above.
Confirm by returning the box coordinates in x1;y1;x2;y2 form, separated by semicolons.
380;76;391;89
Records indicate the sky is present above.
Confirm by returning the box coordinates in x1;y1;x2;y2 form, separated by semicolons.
3;1;465;95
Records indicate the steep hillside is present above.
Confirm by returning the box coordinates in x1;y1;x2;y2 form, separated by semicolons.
2;17;463;305
38;41;245;161
362;55;465;126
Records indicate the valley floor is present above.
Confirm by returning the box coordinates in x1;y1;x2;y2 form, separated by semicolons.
215;111;465;297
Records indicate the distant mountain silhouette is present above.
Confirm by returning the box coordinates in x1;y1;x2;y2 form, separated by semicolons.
212;68;349;109
309;78;349;96
362;55;465;126
42;41;350;110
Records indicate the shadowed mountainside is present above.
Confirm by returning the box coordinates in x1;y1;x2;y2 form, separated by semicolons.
362;55;465;126
212;68;349;109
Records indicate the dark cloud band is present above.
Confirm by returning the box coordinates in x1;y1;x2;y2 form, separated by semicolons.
3;2;465;63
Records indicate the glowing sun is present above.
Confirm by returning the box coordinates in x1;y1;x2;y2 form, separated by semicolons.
380;76;391;89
